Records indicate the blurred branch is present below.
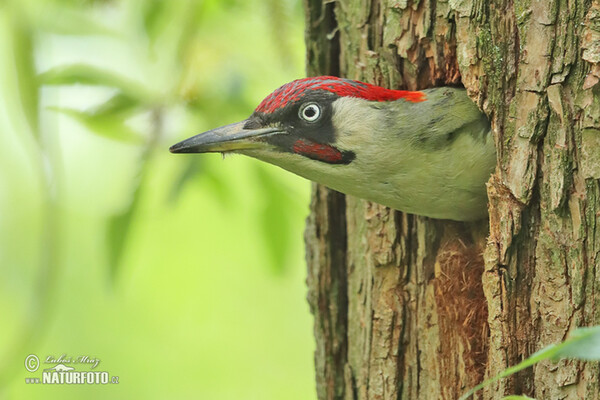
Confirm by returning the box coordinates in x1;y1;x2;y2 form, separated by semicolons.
0;2;61;388
267;0;298;71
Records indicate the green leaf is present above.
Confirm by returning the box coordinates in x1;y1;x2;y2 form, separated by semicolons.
48;106;144;144
201;166;235;207
502;396;536;400
39;64;151;101
142;0;169;44
551;326;600;361
8;8;39;137
106;180;143;281
254;165;296;274
172;1;205;62
167;157;206;204
31;4;117;36
141;0;205;79
89;93;142;118
460;326;600;400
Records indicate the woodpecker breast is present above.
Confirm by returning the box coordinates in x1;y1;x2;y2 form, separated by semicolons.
170;77;496;221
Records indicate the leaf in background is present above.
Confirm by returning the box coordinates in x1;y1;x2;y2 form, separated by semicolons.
167;156;239;208
138;0;197;54
172;1;205;62
141;0;205;94
167;157;204;204
106;108;162;282
8;6;39;137
89;92;141;118
501;396;536;400
201;165;235;208
141;0;169;44
32;3;117;37
106;177;143;281
254;165;297;274
39;64;151;101
48;106;144;144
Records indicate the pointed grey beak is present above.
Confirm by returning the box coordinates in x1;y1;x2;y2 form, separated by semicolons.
169;120;284;154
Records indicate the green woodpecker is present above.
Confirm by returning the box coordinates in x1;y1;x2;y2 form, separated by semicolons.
170;76;496;221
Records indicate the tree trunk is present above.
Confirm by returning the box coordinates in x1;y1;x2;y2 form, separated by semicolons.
303;1;600;399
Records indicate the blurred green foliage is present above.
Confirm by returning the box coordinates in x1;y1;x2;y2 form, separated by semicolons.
0;0;314;398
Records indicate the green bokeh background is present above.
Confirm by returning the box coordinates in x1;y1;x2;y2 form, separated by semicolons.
0;0;315;398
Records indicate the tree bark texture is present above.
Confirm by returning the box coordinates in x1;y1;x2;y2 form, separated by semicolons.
303;1;600;399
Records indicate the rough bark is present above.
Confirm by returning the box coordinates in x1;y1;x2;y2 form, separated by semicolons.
303;1;600;399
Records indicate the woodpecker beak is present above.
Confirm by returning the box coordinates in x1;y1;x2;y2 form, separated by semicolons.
169;120;283;154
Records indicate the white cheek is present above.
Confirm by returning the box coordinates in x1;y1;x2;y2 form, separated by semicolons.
331;97;382;151
329;98;401;182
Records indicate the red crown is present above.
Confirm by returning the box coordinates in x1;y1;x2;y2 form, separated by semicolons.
255;76;426;114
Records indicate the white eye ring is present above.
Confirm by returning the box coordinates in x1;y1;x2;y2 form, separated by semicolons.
299;103;321;122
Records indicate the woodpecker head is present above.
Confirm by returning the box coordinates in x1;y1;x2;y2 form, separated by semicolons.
170;76;425;175
169;76;495;221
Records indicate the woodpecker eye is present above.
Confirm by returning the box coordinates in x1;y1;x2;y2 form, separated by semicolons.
299;103;321;122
